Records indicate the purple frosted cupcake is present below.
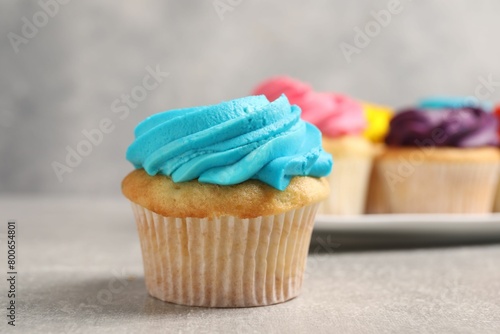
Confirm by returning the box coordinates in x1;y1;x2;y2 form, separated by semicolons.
373;106;500;213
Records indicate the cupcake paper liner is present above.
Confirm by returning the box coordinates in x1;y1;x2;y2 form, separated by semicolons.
365;157;389;214
131;202;319;307
317;156;373;215
376;160;500;213
493;182;500;213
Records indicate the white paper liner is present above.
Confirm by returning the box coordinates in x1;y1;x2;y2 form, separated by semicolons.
494;181;500;212
375;160;500;213
317;156;373;215
365;161;389;214
131;202;320;307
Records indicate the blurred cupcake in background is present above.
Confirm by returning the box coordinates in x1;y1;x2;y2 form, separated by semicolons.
419;96;493;112
495;104;500;126
361;103;394;214
253;76;374;215
362;103;393;144
493;104;500;212
376;101;500;214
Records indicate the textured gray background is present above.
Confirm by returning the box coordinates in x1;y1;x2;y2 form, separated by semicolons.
2;0;500;195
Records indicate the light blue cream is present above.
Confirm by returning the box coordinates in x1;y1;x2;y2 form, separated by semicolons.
419;96;493;111
126;95;332;190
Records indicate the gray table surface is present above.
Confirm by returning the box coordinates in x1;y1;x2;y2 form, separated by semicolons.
1;197;500;334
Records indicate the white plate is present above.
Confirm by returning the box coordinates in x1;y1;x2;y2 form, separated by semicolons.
314;214;500;239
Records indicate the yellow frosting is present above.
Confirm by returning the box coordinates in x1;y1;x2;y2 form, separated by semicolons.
362;103;393;143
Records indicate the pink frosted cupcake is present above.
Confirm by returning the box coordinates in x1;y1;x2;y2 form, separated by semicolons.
253;77;374;215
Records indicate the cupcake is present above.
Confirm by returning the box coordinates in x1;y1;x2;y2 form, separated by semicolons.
493;104;500;212
253;76;373;215
122;95;332;307
362;103;393;144
376;105;500;213
361;103;393;214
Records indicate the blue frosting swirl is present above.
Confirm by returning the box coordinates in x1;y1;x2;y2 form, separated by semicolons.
126;95;333;191
419;96;493;112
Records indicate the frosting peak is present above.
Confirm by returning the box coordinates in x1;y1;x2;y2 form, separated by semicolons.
126;95;333;190
252;76;366;138
385;107;499;147
362;103;393;143
419;96;493;112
